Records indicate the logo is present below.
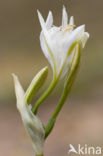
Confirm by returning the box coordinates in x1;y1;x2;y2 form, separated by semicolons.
68;144;102;155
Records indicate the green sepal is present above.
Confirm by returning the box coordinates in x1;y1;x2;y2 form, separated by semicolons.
24;66;48;104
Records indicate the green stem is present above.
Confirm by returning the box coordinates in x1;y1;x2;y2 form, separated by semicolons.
36;154;44;156
32;78;57;114
45;81;70;138
52;91;68;119
45;68;75;138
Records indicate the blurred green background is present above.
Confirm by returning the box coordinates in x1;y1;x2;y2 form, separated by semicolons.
0;0;103;156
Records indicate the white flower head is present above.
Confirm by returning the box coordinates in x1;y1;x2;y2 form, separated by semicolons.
38;6;89;78
12;74;45;155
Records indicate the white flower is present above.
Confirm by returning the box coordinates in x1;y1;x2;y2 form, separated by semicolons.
12;74;45;155
38;6;89;78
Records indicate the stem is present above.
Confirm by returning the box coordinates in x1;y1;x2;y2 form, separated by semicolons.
45;84;69;138
32;78;57;114
52;91;68;119
36;154;44;156
45;71;74;138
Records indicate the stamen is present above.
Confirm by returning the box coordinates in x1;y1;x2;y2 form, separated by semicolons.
60;24;76;34
66;24;76;28
65;24;75;31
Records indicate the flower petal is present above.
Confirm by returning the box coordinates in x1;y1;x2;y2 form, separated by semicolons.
69;16;74;25
59;25;85;73
37;10;47;34
64;25;85;50
81;32;89;48
62;6;68;26
38;10;52;65
72;25;85;40
40;32;54;70
38;11;55;71
46;11;53;29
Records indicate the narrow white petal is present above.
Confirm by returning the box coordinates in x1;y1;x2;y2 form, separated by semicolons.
40;32;54;69
69;16;74;25
62;6;68;26
81;32;89;48
37;10;47;32
38;10;49;47
46;11;53;29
